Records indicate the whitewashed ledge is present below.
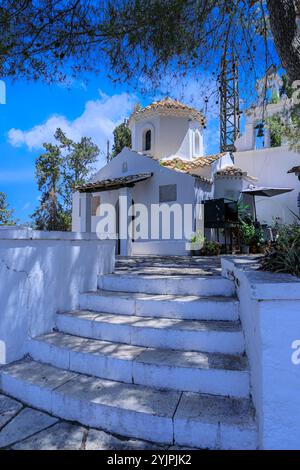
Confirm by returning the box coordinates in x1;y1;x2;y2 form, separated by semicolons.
222;256;300;300
221;256;300;450
0;226;116;242
0;228;116;366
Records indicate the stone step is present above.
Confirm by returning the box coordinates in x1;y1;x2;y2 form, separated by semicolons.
98;274;235;297
0;359;257;449
28;332;249;397
79;290;239;321
56;310;245;355
114;256;222;277
174;392;257;450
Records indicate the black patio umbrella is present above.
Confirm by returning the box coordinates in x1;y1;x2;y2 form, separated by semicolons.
241;186;294;221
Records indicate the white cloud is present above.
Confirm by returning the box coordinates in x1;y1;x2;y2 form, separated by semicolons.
8;81;221;160
56;76;88;91
8;91;137;164
147;74;221;155
21;202;31;211
142;73;219;119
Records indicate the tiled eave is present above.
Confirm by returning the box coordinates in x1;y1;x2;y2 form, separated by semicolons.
76;173;153;193
287;166;300;174
129;97;206;127
215;166;258;182
160;154;226;173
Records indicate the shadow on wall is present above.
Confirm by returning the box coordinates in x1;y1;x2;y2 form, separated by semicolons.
0;233;115;365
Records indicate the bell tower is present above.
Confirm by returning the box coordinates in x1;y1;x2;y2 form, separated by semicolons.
128;98;206;161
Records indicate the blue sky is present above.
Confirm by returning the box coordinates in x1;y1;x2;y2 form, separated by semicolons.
0;70;241;223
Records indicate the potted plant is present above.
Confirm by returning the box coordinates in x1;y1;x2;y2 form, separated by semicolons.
250;226;265;254
187;232;204;256
239;221;256;254
200;240;222;256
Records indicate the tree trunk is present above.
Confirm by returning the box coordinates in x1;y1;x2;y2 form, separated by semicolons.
266;0;300;83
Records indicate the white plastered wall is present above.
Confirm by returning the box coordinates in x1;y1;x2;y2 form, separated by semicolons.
222;257;300;450
130;115;204;160
0;229;115;364
235;146;300;224
73;148;212;255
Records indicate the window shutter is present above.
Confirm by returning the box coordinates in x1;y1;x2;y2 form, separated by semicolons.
159;185;177;203
91;195;101;216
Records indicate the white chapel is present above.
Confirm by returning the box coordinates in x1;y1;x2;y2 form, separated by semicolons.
72;98;257;256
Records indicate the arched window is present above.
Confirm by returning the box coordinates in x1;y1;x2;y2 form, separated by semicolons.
144;129;151;151
194;132;200;155
255;122;265;149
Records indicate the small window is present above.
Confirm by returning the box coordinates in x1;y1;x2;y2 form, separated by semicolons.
194;132;200;155
144;130;151;151
159;185;177;203
91;195;101;216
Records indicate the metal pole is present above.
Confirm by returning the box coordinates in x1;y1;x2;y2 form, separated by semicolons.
106;140;110;163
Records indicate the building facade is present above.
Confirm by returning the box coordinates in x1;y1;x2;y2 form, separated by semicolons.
72;98;248;255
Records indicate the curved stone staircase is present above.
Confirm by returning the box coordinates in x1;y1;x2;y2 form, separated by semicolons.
0;257;258;449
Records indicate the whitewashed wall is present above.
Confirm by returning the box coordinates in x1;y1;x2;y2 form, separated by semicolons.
235;102;289;152
214;176;244;201
73;149;201;255
222;257;300;450
72;149;235;255
235;146;300;224
130;115;204;160
0;228;115;365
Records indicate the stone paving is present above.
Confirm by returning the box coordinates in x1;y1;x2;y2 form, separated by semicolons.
114;256;223;277
0;393;182;450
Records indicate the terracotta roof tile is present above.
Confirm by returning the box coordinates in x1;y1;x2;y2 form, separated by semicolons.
129;97;206;127
77;173;153;193
190;174;213;184
287;166;300;174
215;166;257;181
160;154;225;173
215;166;246;177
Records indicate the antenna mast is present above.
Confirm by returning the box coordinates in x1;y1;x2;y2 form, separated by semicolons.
220;51;240;153
106;140;110;163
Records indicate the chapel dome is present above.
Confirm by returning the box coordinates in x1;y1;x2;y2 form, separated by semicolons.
129;97;205;161
129;97;206;128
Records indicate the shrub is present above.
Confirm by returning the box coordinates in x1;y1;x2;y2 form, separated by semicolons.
261;224;300;277
252;225;265;247
190;231;204;246
201;240;222;256
239;221;256;246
